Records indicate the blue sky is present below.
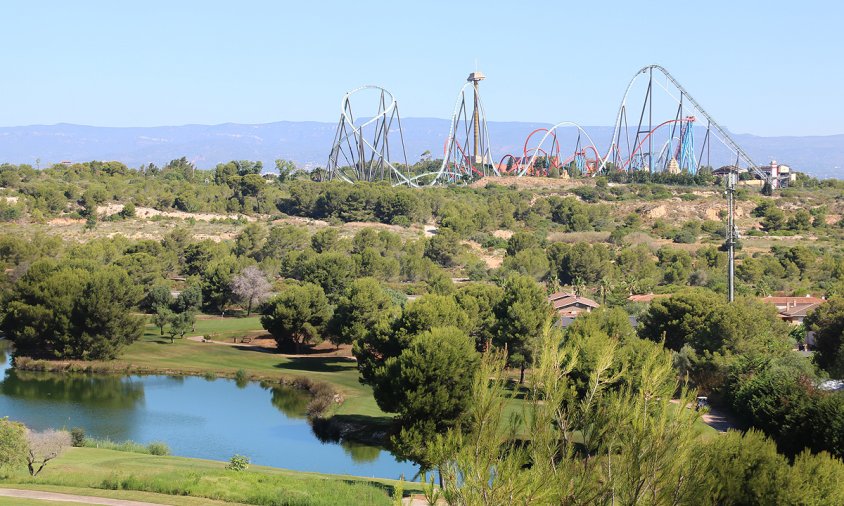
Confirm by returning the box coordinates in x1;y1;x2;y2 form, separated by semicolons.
2;0;840;136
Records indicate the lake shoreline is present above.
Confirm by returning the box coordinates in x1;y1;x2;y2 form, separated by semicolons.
10;354;396;448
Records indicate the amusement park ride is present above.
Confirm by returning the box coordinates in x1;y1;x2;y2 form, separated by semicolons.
326;64;778;188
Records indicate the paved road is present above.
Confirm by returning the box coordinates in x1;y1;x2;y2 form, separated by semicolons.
701;404;739;432
0;488;168;506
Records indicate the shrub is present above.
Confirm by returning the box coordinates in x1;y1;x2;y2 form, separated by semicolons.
226;454;250;472
0;418;28;471
70;427;86;447
147;441;170;456
306;382;338;418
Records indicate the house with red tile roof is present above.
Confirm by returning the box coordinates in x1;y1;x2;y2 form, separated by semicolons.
760;295;825;324
548;292;600;318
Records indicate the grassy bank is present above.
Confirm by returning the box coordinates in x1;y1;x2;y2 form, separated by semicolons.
0;447;410;505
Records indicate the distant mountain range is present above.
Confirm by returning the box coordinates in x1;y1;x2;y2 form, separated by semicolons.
0;119;841;179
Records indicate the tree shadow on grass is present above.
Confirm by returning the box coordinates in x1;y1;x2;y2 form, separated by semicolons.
311;414;394;444
273;357;353;373
503;378;531;400
229;344;276;354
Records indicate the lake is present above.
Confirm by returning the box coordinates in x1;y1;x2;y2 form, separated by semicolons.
0;342;416;479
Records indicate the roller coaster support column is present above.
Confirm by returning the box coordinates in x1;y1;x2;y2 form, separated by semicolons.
726;171;738;302
468;71;486;165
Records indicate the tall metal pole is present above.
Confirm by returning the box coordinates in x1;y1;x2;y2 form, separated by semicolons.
467;71;485;167
648;67;653;172
473;80;480;164
726;171;737;302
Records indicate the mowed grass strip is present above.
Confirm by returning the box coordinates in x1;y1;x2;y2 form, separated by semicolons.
0;447;403;506
0;497;71;506
0;484;243;505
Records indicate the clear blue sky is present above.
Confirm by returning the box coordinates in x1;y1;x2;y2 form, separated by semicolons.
2;0;840;136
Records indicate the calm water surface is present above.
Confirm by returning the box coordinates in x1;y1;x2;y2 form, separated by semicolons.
0;342;415;479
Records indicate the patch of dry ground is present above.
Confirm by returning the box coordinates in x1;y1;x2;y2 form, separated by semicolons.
546;231;611;243
463;240;504;269
611;198;753;224
97;203;257;222
7;208;428;244
187;332;356;359
469;175;591;190
10;217;245;243
272;216;426;241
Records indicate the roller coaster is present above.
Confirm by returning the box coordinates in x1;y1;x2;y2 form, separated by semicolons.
499;123;603;178
326;65;774;187
326;86;411;185
603;65;767;180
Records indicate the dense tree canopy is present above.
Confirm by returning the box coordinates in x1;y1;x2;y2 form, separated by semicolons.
387;326;480;466
261;283;331;352
493;274;553;383
1;261;143;359
328;277;400;347
804;296;844;376
639;288;790;354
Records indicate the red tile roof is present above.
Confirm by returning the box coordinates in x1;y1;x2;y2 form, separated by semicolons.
761;296;825;305
548;292;600;310
760;296;826;319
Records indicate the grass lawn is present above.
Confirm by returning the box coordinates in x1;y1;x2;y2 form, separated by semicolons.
0;499;80;506
121;319;387;419
0;447;411;506
191;316;264;337
0;499;90;506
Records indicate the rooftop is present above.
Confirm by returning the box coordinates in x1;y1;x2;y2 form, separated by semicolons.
548;292;600;309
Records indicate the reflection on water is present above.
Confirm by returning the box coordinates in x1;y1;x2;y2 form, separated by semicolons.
1;370;145;408
0;342;416;478
342;440;381;463
268;384;310;420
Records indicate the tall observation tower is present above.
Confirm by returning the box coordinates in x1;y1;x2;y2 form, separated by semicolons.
467;71;486;165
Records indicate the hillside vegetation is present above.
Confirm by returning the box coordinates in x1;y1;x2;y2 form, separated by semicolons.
2;161;844;504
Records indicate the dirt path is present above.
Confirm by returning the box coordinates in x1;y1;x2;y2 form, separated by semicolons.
186;335;255;346
0;488;169;505
701;405;739;432
185;335;356;359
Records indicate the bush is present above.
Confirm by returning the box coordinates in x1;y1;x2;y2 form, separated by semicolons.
0;418;28;471
147;441;171;456
70;427;86;447
226;454;250;472
306;382;337;418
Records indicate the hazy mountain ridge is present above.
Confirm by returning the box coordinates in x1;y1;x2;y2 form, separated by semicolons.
0;120;841;178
